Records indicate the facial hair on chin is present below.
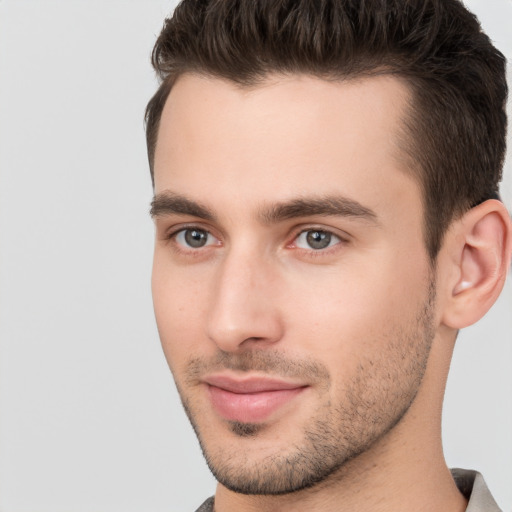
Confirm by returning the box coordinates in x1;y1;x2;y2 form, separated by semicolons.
174;281;436;496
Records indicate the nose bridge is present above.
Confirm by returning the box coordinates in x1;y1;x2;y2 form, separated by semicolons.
206;243;282;351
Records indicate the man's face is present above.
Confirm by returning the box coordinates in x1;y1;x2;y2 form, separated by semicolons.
151;74;437;494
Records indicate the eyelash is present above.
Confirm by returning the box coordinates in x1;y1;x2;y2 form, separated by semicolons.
165;225;348;257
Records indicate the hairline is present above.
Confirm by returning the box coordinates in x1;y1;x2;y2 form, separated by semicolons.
148;67;421;174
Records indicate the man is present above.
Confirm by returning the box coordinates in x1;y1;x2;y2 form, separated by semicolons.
146;0;511;510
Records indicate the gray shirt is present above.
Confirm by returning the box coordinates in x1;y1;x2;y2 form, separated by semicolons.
452;469;502;512
194;469;502;511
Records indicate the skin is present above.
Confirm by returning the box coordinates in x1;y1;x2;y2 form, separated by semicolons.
151;73;511;511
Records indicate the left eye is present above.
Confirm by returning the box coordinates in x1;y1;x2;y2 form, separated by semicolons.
294;230;341;250
174;228;217;248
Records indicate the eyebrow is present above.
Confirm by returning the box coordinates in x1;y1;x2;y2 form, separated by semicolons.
259;196;378;224
150;191;378;225
150;192;216;220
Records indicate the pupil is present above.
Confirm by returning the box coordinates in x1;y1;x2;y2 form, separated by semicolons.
185;229;207;248
306;230;331;249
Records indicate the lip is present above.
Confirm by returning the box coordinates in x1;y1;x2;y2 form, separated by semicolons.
204;374;308;423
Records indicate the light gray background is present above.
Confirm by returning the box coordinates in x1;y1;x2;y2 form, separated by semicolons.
0;1;510;511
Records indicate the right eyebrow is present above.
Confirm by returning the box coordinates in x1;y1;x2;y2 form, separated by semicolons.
150;192;216;221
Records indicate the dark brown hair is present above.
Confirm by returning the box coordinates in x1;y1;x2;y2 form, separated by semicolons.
145;0;508;259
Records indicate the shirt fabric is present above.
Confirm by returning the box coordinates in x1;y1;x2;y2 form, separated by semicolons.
194;468;502;511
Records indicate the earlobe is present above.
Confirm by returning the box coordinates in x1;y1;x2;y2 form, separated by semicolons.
442;200;512;329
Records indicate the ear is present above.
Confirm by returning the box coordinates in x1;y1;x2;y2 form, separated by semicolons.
440;199;512;329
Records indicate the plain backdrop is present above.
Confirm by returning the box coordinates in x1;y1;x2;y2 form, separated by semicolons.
0;1;511;511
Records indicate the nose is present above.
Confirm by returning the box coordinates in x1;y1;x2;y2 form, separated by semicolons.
206;250;284;352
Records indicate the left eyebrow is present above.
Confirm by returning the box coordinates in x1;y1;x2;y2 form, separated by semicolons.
258;196;379;225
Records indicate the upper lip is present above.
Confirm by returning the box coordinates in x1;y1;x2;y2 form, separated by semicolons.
203;374;307;394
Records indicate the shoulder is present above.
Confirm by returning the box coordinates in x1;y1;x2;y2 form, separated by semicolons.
194;496;214;512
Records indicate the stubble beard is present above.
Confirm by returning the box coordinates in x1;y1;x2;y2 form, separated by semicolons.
175;281;436;496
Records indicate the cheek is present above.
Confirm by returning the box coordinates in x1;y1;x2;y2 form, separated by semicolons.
152;257;211;370
281;255;429;360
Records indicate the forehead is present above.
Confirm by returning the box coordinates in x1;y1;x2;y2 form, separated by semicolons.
153;73;419;221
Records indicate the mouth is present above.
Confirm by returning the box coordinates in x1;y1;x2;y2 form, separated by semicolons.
203;374;308;423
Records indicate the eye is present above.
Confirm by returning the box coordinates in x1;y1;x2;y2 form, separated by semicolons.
294;229;341;250
174;228;218;249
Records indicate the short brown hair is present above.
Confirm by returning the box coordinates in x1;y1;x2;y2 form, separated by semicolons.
145;0;508;259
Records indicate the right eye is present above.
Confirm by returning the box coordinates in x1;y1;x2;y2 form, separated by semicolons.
174;228;218;249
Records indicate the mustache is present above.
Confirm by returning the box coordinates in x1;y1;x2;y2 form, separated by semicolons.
185;350;330;385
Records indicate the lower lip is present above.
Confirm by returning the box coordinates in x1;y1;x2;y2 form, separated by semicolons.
208;386;306;423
